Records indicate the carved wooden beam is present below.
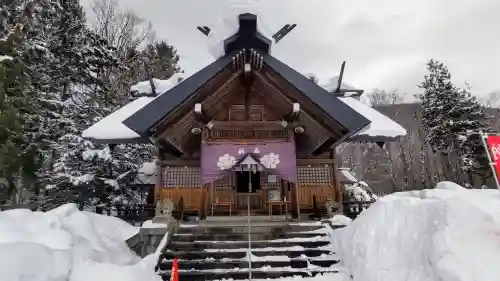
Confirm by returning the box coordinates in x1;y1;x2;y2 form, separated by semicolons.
150;137;183;158
155;69;241;135
259;69;345;139
158;70;243;141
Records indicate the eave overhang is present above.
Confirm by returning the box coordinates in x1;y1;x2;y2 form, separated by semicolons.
123;54;235;136
261;53;371;141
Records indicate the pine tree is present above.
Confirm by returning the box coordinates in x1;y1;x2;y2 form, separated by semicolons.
456;85;491;182
419;59;490;185
0;0;51;203
143;41;181;79
0;32;28;200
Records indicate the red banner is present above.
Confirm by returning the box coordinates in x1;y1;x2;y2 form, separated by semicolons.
486;135;500;179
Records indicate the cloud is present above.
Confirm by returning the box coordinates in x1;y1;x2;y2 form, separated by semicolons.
81;0;500;96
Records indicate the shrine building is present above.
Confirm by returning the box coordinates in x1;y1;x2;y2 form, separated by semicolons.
83;13;406;219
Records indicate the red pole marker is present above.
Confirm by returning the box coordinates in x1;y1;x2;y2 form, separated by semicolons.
170;258;179;281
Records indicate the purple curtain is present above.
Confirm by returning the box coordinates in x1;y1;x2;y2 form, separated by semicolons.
201;141;297;185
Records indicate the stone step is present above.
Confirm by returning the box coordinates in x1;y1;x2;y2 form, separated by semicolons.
205;215;288;223
158;269;339;281
171;231;327;242
167;240;330;251
161;249;331;260
176;224;324;234
157;258;339;271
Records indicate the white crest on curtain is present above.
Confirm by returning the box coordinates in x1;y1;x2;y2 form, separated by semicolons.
217;154;236;170
260;152;280;169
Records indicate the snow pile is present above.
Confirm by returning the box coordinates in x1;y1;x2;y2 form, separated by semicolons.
0;203;161;281
328;215;353;226
333;181;500;281
206;0;274;58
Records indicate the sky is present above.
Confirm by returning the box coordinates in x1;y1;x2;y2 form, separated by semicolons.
80;0;500;97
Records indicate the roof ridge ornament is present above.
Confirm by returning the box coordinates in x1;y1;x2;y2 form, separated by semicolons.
198;13;296;55
272;24;297;43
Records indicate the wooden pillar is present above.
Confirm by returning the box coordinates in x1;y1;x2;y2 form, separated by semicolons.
209;182;215;216
290;182;300;219
155;150;166;204
331;148;343;210
329;150;340;203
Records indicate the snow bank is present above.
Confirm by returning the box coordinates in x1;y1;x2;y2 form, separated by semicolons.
332;181;500;281
0;203;162;281
206;0;274;58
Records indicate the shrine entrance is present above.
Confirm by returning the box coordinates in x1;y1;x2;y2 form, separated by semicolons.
234;155;264;213
235;170;260;193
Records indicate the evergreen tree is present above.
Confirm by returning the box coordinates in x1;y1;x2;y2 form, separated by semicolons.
143;41;181;79
419;59;490;184
0;0;51;203
456;85;492;181
0;29;30;200
1;0;181;209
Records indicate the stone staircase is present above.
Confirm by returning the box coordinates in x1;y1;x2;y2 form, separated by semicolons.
156;218;342;281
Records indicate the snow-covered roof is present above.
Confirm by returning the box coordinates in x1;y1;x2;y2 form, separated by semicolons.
338;168;358;183
82;74;184;143
339;97;407;141
319;75;360;93
82;97;155;142
135;161;156;185
311;74;405;142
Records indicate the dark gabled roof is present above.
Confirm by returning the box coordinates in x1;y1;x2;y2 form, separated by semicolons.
123;54;235;136
261;53;370;135
123;13;370;142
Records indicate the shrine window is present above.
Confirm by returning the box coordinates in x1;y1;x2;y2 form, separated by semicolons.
297;166;333;185
229;105;245;121
249;106;263;121
228;105;264;121
164;167;200;187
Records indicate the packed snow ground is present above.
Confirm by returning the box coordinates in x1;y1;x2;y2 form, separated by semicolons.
0;203;161;281
1;182;499;281
332;181;500;281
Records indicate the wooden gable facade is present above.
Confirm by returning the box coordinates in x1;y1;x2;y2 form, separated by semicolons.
123;14;371;218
